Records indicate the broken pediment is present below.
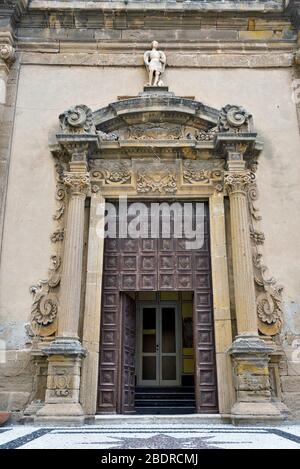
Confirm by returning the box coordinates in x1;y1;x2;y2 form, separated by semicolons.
92;88;220;137
55;87;261;163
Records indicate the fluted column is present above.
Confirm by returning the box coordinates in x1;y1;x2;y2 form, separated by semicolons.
225;170;258;334
58;166;90;339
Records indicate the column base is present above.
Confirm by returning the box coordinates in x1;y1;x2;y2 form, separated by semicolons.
38;338;86;424
23;400;44;417
42;337;86;356
35;403;85;425
231;401;284;425
229;333;288;424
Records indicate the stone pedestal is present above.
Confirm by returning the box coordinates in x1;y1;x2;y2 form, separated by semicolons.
35;339;86;424
139;85;174;98
229;334;282;423
23;354;48;420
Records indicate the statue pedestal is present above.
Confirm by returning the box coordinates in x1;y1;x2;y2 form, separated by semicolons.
140;86;174;97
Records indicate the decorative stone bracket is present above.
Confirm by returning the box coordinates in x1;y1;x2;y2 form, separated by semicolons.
0;34;15;108
0;43;15;66
29;163;66;339
247;175;284;337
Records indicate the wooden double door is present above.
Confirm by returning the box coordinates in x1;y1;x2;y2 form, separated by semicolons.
97;201;218;414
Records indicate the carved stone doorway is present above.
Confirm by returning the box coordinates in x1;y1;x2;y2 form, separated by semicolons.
97;201;218;414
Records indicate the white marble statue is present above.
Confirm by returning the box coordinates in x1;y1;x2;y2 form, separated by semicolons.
143;41;166;87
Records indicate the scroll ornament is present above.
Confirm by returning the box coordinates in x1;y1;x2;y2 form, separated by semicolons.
253;254;283;336
218;105;252;133
29;161;66;338
248;179;284;336
59;104;95;134
29;255;61;337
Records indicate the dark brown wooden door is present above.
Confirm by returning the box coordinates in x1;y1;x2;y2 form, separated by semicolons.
97;201;218;414
119;292;136;414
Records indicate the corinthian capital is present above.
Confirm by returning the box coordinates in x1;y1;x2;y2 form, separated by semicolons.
224;171;255;195
63;172;90;196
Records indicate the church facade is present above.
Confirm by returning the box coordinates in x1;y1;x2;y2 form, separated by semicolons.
0;0;300;424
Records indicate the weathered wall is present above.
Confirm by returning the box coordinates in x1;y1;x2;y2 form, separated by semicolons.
0;63;300;414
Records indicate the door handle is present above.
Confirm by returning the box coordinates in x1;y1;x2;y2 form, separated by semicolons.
156;344;159;351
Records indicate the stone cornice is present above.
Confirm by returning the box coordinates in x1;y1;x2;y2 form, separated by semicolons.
0;0;28;24
285;0;300;29
29;1;284;14
18;44;296;69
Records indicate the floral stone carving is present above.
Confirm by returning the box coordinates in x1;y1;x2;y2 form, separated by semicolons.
183;160;223;188
224;171;254;195
92;161;131;185
127;123;183;140
97;130;119;141
63;172;90;196
194;127;218;141
136;164;177;194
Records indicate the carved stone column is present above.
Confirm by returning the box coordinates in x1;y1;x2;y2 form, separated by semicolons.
225;168;258;335
36;105;98;423
57;166;90;339
225;156;282;423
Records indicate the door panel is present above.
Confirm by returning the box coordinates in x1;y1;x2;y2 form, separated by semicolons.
160;306;180;385
138;304;159;386
137;303;180;386
120;293;136;414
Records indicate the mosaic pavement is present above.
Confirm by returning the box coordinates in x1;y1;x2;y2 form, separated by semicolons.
0;424;300;449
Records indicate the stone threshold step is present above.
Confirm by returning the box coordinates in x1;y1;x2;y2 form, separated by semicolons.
135;399;195;408
135;392;195;399
93;414;224;425
135;408;196;415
